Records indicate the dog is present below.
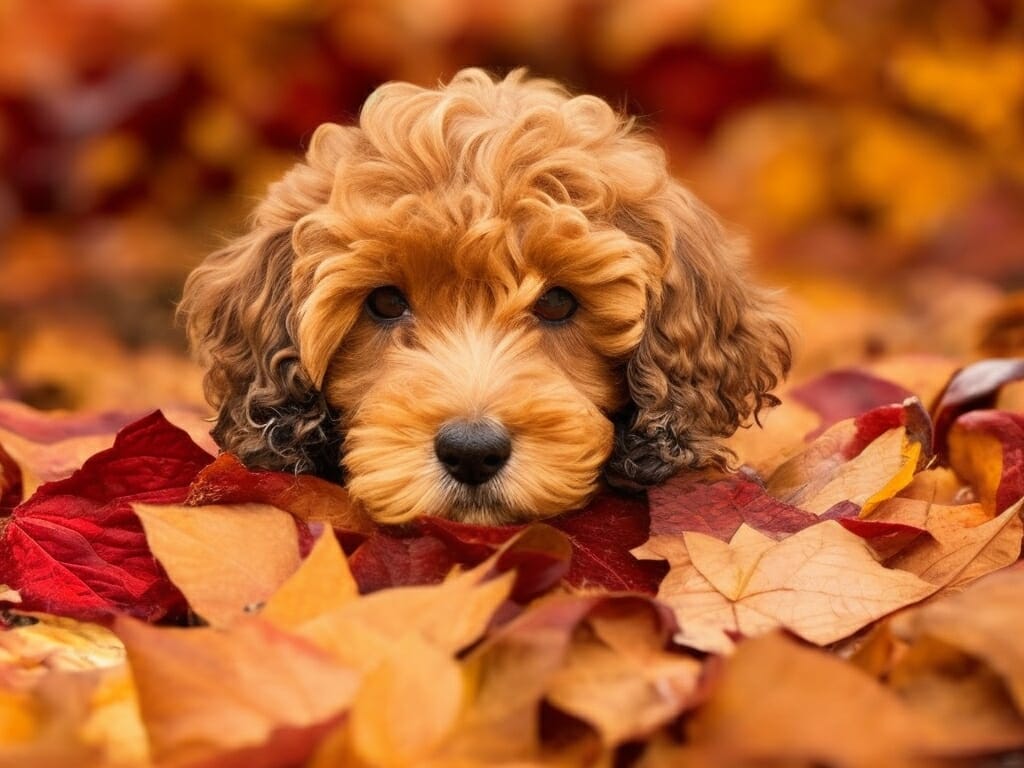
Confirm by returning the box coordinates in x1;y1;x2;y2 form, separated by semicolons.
179;68;792;525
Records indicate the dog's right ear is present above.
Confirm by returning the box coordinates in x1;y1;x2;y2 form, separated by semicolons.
178;125;349;477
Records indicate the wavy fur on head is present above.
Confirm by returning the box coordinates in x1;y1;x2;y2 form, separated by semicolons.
180;68;792;523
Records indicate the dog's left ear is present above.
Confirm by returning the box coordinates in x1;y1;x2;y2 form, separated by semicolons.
607;182;793;487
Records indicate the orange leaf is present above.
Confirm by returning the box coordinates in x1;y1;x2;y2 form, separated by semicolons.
261;528;358;629
674;632;985;767
116;616;359;768
766;401;929;515
546;600;702;746
133;502;302;627
889;566;1024;715
295;559;515;673
637;521;935;653
347;634;466;766
946;410;1024;514
877;497;1023;590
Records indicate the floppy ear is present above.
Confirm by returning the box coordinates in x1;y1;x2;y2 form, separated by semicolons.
607;183;793;486
178;125;348;477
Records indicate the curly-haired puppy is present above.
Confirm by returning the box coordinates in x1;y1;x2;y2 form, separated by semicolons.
180;68;792;525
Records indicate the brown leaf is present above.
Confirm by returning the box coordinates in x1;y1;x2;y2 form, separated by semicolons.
133;502;303;627
447;593;673;763
116;616;359;768
637;521;935;653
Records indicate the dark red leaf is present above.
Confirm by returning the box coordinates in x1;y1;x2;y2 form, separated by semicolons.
186;453;373;548
790;370;914;440
347;491;663;595
933;359;1024;460
648;472;818;541
552;493;667;593
0;411;214;621
835;518;929;560
492;524;572;603
346;532;455;593
846;399;932;462
0;442;22;514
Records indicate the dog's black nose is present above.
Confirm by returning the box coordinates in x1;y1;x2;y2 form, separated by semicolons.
434;420;511;486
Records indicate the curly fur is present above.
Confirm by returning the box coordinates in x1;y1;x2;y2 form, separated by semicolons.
179;68;792;523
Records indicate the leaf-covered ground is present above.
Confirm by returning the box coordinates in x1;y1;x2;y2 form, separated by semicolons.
0;358;1023;767
3;2;1024;766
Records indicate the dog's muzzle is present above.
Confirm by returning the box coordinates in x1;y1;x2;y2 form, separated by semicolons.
434;420;511;486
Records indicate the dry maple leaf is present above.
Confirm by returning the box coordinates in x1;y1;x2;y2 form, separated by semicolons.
636;520;936;654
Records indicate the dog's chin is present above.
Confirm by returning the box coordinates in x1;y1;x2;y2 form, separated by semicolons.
439;479;530;526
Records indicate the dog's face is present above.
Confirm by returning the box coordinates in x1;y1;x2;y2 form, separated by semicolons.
180;69;791;525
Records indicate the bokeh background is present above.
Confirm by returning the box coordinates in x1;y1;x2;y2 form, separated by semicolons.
2;0;1023;414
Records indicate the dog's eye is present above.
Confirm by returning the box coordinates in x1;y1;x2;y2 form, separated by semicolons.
366;286;410;321
533;287;578;323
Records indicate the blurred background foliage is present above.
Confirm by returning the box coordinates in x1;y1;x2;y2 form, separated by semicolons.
1;0;1023;411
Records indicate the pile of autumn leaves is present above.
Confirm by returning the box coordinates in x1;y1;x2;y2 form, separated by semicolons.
0;359;1023;767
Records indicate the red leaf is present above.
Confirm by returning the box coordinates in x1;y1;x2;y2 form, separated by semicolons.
933;359;1024;460
0;411;214;621
833;518;929;560
186;453;374;548
790;369;914;440
648;472;818;541
347;533;456;593
947;410;1024;514
0;442;22;514
552;494;667;593
346;491;663;596
847;399;933;461
411;519;572;602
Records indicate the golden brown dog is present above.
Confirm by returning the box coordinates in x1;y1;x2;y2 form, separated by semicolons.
180;68;791;525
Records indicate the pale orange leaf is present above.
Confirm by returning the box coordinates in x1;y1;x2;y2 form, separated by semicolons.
133;502;302;627
878;497;1023;590
261;528;358;629
546;602;702;746
116;616;359;768
640;521;935;653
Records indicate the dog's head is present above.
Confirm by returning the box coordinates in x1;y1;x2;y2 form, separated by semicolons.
179;69;791;524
